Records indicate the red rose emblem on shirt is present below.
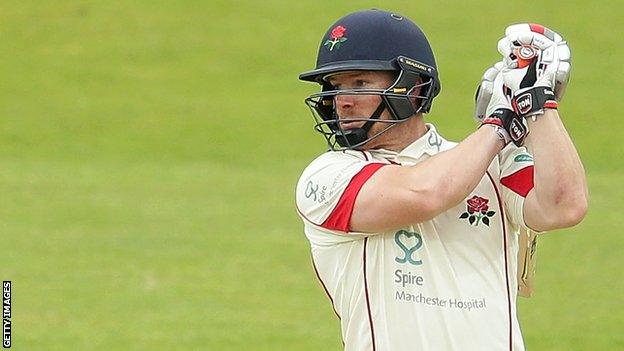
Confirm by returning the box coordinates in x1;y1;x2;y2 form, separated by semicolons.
459;195;496;227
467;196;489;214
330;25;347;39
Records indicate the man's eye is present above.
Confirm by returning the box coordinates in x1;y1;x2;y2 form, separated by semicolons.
355;80;367;87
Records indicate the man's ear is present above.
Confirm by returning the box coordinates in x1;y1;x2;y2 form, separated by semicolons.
410;77;423;107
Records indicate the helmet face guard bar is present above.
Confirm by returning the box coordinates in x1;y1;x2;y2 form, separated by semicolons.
309;109;409;150
304;71;435;150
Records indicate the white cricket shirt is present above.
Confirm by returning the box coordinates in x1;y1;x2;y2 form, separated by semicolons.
296;124;536;351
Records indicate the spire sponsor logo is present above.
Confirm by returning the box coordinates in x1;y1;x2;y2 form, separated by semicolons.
394;230;423;266
394;269;424;287
395;290;487;311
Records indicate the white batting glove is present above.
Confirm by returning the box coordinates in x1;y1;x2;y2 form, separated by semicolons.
498;23;571;100
479;71;528;146
474;61;503;123
497;24;571;118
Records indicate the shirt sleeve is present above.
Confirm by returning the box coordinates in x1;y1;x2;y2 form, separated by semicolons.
295;151;387;233
499;144;535;230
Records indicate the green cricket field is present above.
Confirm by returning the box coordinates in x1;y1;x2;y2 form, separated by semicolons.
0;1;622;350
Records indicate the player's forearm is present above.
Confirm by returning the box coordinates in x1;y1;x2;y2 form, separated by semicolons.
525;109;588;224
409;126;504;216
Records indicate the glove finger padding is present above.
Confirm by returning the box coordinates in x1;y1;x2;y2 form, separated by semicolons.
505;23;563;44
498;23;571;101
502;62;559;118
481;72;528;147
474;62;504;122
485;72;512;117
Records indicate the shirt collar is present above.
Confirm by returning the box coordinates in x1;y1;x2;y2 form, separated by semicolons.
369;123;449;162
399;123;448;160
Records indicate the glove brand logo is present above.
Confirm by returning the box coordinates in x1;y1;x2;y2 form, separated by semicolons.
459;196;495;226
515;93;533;115
510;119;525;140
394;230;423;266
518;46;538;60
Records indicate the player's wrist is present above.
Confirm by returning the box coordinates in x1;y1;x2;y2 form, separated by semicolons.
480;120;509;148
483;108;528;146
525;107;558;126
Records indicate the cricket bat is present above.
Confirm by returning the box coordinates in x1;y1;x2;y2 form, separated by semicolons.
517;228;539;297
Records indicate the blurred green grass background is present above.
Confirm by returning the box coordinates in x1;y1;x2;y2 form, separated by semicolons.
0;1;622;350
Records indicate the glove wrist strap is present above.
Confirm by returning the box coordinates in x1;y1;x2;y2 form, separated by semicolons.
481;123;510;146
512;86;558;118
483;108;528;146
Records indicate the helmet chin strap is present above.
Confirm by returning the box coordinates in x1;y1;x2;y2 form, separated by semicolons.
335;101;387;148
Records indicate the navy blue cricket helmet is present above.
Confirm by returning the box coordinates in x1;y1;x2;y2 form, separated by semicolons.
300;9;441;150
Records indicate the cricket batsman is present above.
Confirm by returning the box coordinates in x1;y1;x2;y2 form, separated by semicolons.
295;9;588;350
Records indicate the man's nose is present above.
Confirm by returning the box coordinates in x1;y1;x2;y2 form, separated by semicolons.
334;94;354;112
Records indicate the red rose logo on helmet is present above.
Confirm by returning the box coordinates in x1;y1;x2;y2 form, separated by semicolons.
330;25;346;38
459;195;496;226
324;25;348;51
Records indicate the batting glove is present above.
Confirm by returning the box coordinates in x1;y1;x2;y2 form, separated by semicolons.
497;24;571;118
479;70;528;146
474;61;503;123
